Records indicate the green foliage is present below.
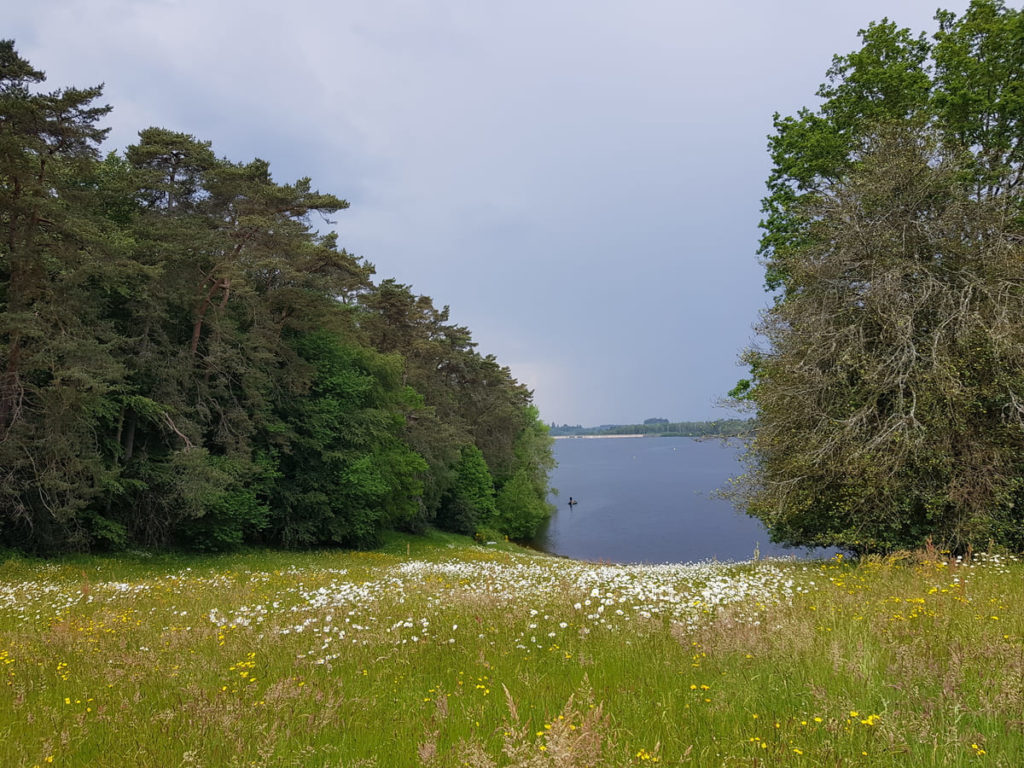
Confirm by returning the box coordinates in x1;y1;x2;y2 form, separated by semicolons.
173;455;272;552
493;406;556;540
0;41;554;554
741;1;1024;554
0;39;124;552
495;470;549;540
759;20;932;294
437;445;497;535
268;331;427;549
933;0;1024;195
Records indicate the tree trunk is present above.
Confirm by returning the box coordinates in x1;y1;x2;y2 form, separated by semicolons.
124;411;137;461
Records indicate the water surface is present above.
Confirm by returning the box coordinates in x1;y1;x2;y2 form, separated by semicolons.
532;436;832;564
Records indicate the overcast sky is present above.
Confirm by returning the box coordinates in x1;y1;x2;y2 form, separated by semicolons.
9;0;967;425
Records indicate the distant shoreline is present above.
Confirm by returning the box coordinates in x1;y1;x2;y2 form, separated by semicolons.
553;434;646;440
549;418;752;439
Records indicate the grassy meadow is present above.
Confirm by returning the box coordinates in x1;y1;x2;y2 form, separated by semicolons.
2;532;1023;767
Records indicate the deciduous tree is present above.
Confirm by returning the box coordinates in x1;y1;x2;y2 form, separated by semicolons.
737;1;1024;553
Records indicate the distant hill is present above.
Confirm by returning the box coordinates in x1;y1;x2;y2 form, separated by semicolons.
549;418;752;437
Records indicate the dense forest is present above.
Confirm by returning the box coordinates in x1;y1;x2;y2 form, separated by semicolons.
0;42;554;554
549;419;750;437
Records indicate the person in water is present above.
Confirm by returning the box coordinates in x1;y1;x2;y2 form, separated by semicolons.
568;496;577;506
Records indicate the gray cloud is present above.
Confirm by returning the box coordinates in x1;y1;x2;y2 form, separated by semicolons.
9;0;956;423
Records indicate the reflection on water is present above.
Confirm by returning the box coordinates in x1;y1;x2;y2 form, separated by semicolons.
531;436;834;564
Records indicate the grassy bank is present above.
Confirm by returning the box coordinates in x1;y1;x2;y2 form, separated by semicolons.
1;535;1021;766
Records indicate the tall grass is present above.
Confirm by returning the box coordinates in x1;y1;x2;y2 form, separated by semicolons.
2;535;1022;766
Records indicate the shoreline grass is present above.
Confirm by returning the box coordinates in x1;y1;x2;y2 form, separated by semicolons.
2;536;1022;766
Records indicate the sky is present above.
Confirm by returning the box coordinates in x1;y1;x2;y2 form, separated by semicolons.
8;0;968;425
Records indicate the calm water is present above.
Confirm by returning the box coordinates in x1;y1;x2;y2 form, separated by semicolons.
531;436;833;564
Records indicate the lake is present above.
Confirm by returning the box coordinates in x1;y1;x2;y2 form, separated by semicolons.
531;436;833;564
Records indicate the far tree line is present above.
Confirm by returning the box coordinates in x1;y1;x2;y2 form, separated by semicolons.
0;42;554;554
549;419;751;437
